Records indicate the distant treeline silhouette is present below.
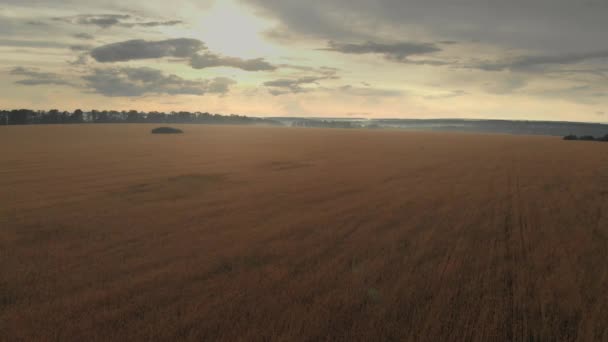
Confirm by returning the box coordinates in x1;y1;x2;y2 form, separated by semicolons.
4;110;608;138
0;109;282;126
564;134;608;142
291;120;364;129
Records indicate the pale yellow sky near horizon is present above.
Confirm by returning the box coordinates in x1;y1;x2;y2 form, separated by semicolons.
1;0;608;122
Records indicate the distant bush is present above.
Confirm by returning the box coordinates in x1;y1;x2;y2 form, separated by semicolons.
151;127;183;134
563;134;608;142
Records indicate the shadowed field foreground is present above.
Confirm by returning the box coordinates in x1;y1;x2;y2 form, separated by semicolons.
2;124;608;341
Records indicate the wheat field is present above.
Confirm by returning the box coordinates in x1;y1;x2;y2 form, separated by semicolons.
1;124;608;341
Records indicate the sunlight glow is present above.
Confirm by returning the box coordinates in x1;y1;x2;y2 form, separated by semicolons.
180;0;279;60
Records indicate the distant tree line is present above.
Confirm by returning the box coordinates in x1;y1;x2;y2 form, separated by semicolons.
564;134;608;142
291;120;364;129
0;109;282;126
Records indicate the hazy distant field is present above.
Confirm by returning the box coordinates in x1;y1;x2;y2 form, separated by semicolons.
2;124;608;341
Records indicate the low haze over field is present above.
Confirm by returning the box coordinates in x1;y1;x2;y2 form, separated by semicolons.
2;0;608;121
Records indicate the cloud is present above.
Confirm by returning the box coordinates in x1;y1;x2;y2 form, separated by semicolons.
424;90;469;99
73;33;95;40
53;14;184;29
263;74;401;97
337;85;403;97
127;20;183;28
207;77;238;94
90;38;277;71
278;64;339;75
10;67;75;86
424;89;469;100
475;50;608;71
243;0;379;42
190;53;277;71
82;67;236;97
0;39;70;49
0;15;76;43
68;54;90;66
52;14;129;28
482;76;528;94
91;38;206;62
404;59;454;66
323;41;441;62
77;14;128;28
70;44;93;52
262;65;340;95
26;21;49;27
530;84;608;104
263;76;328;95
241;0;608;54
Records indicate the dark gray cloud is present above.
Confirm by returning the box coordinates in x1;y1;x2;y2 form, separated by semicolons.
190;53;277;71
26;21;49;27
405;59;454;66
262;65;341;94
264;76;330;95
73;32;95;40
70;44;93;52
53;14;183;29
323;41;441;62
128;20;183;28
52;14;129;28
263;74;401;97
0;0;209;10
281;64;338;72
82;67;236;97
10;67;75;86
242;0;608;54
261;58;407;96
475;50;608;71
16;65;193;96
337;85;403;97
550;68;608;80
91;38;205;62
243;0;377;42
91;38;278;71
52;14;183;29
78;15;126;28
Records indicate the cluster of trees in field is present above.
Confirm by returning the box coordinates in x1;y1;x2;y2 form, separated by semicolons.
0;109;282;126
563;134;608;141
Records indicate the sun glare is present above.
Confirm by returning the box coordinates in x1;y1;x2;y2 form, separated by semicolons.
185;0;278;60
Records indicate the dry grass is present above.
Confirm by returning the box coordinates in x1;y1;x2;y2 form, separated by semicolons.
1;124;608;341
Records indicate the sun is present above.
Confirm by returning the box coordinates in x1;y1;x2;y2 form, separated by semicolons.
165;0;280;60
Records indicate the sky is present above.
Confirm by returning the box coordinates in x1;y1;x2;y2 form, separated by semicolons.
1;0;608;122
